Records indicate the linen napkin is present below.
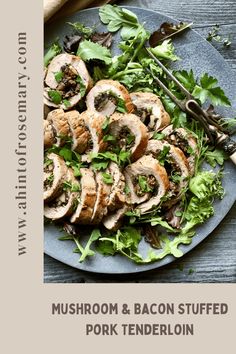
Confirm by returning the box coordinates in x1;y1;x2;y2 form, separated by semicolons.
44;0;115;23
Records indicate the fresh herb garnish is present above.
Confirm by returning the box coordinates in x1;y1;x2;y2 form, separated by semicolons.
99;5;140;40
101;172;113;184
103;134;116;142
207;24;231;47
77;40;112;65
62;99;71;108
79;229;101;262
138;176;153;194
67;22;93;38
158;145;170;165
76;75;86;97
192;73;231;106
101;116;110;131
44;42;62;67
153;132;165;140
44;158;53;167
46;174;54;183
205;148;227;167
116;98;127;113
150;39;179;61
90;151;118;170
48;89;62;104
54;71;64;82
63;181;81;192
126;133;135;145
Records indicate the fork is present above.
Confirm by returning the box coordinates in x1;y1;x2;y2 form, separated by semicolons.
145;47;236;165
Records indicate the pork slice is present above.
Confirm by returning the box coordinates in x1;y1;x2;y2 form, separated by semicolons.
162;125;198;175
43;153;68;202
80;110;108;157
91;171;111;224
147;139;189;207
107;162;126;211
44;168;80;220
44;53;93;110
124;155;169;213
65;110;90;153
70;168;97;224
102;205;128;231
47;108;70;146
86;79;134;116
44;120;55;148
130;92;170;132
109;113;149;161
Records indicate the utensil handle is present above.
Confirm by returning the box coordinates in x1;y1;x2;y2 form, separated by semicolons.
217;134;236;166
230;151;236;165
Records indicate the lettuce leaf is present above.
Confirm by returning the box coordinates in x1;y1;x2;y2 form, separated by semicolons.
77;40;112;64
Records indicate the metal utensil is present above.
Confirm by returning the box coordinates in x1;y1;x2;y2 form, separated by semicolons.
145;47;236;165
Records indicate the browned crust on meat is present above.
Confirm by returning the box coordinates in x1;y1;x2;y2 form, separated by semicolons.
47;109;70;146
70;168;96;224
44;120;55;148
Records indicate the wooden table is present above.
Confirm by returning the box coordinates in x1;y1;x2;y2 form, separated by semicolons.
44;0;236;283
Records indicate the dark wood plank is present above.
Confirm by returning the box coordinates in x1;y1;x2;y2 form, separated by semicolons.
44;0;236;283
119;0;236;25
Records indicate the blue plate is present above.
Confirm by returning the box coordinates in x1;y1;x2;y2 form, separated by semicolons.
44;7;236;274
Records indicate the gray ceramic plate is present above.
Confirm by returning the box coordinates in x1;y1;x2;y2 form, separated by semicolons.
44;6;236;274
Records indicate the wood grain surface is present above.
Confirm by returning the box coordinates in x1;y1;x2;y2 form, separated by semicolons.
44;0;236;283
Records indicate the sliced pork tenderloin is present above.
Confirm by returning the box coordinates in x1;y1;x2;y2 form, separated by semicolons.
124;155;169;213
65;110;90;153
47;108;70;146
106;162;126;211
70;168;97;224
44;53;93;110
90;171;112;224
44;120;55;148
79;110;108;160
86;79;134;116
44;153;68;202
130;92;170;134
162;125;198;175
109;113;149;161
146;139;189;207
102;205;129;231
44;168;80;220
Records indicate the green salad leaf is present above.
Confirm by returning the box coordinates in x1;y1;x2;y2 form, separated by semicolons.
99;5;140;39
77;40;112;64
192;73;231;106
205;148;227;167
150;39;179;61
44;42;62;67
